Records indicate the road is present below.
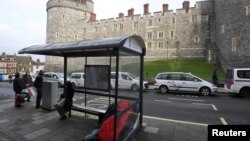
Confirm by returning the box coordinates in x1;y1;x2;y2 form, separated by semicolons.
1;82;250;125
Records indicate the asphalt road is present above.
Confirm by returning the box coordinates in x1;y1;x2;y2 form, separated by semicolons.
1;82;250;125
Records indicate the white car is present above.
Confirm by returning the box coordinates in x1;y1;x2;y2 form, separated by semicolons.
110;72;148;91
225;68;250;97
44;72;67;87
70;72;85;88
153;72;217;95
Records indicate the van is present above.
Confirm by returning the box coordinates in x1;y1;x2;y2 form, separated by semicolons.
70;72;85;88
110;72;148;91
225;68;250;97
153;72;217;95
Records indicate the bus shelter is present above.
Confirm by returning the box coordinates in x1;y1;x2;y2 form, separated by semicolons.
19;35;146;141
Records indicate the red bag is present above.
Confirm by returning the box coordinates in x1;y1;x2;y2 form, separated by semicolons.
15;94;21;107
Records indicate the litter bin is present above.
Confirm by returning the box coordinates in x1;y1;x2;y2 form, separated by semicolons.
42;80;58;110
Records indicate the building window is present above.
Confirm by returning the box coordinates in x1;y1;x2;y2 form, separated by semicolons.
147;42;152;49
221;25;225;34
231;37;237;51
62;14;65;19
194;36;200;43
148;19;152;26
147;32;153;39
134;22;138;29
158;42;164;49
158;32;164;39
158;19;161;23
120;24;123;30
170;31;174;39
172;17;175;24
192;15;198;23
113;24;117;31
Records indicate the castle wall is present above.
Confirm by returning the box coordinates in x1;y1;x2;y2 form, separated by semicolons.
210;0;250;70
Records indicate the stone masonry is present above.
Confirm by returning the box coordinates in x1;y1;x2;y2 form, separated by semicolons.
45;0;250;72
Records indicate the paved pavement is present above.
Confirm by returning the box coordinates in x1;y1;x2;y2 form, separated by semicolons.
0;81;210;141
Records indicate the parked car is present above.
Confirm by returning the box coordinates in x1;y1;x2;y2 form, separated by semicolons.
43;72;67;87
225;68;250;97
110;72;148;91
152;72;217;95
70;72;85;88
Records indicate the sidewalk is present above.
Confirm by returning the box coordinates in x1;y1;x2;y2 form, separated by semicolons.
0;96;207;141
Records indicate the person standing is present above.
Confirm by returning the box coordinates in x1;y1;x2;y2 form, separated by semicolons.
13;72;24;107
22;71;33;102
34;70;43;109
212;69;218;86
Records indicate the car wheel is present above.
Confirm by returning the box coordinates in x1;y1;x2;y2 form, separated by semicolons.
199;87;211;96
239;88;250;97
159;85;168;94
131;84;139;92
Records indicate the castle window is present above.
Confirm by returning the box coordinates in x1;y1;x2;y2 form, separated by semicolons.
147;32;153;39
148;19;152;26
74;34;78;40
158;42;164;49
170;31;174;39
231;37;237;51
158;19;161;23
113;24;117;31
56;32;59;38
120;24;123;30
172;17;175;25
62;14;65;19
221;25;225;34
158;32;164;39
147;42;152;49
194;36;200;43
134;22;138;29
192;15;198;23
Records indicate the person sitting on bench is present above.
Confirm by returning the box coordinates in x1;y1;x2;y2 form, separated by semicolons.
56;81;74;120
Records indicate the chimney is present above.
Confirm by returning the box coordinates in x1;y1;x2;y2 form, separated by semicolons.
118;13;124;18
144;3;149;14
90;12;96;21
128;8;134;17
183;0;190;13
162;4;169;13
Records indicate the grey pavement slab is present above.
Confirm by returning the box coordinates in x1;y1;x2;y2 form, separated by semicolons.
0;95;208;141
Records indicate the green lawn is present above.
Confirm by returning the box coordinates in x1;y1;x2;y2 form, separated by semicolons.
144;59;224;81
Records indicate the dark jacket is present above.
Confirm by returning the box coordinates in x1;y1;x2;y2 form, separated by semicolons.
13;77;24;94
63;82;74;111
22;74;33;87
34;75;43;88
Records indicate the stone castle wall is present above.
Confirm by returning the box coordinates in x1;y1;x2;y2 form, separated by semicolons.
45;0;250;72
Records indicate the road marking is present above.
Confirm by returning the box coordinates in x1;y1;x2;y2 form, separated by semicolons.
192;103;218;111
144;115;208;127
168;98;204;102
220;117;228;125
154;100;172;103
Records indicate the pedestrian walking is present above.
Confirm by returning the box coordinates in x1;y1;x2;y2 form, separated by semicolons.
34;70;43;109
22;71;33;102
13;72;24;107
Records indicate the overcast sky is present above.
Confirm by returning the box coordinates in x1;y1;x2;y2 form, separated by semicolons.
0;0;196;62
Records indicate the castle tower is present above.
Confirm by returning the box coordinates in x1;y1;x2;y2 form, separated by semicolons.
45;0;94;71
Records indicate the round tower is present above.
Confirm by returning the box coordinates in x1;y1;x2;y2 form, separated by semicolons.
45;0;94;71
